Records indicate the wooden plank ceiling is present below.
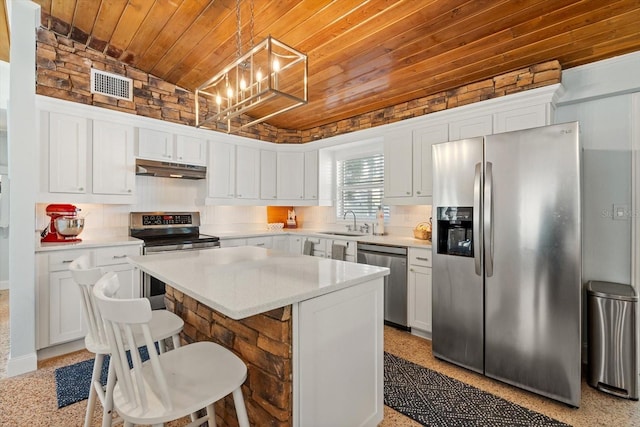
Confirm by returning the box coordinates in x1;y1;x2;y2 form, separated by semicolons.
33;0;640;131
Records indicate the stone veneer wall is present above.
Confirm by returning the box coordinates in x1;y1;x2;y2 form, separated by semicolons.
165;286;293;427
35;27;561;144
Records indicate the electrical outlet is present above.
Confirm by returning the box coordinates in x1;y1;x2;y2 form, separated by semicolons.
613;204;628;221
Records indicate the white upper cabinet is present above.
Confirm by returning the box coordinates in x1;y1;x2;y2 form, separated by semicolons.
412;123;449;199
49;112;88;194
137;128;206;165
175;134;206;165
207;140;236;199
304;150;319;200
92;120;135;196
260;149;277;200
277;151;305;200
236;145;260;200
493;104;550;134
136;128;173;161
383;128;413;199
448;114;493;140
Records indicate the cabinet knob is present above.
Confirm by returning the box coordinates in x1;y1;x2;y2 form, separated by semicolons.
410;268;414;272
178;156;183;159
79;187;84;191
127;189;132;193
416;191;421;194
273;196;277;198
406;191;410;195
238;194;242;198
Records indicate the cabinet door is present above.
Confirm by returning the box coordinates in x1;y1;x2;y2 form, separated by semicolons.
49;270;86;345
412;123;448;199
493;104;549;134
289;235;303;254
272;235;289;252
236;145;260;199
107;264;141;299
277;152;304;200
449;114;493;140
304;150;318;200
49;112;88;193
137;128;173;160
408;265;432;333
175;135;206;165
383;129;413;198
207;140;236;198
260;150;278;200
93;120;135;195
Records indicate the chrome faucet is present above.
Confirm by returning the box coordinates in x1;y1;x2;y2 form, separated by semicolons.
343;210;357;231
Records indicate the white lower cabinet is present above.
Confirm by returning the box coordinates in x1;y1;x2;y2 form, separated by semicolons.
272;235;289;251
37;244;142;349
407;247;432;337
327;239;356;262
220;238;247;248
289;235;303;254
246;236;273;248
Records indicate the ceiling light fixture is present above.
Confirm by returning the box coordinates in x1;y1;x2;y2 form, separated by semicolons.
195;0;308;133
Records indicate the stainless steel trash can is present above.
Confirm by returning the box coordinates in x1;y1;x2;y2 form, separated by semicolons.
587;280;638;400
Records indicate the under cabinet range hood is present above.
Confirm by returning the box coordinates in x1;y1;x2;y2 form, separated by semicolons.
135;158;206;180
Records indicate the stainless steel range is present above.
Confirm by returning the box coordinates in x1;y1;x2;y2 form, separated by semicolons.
130;211;220;309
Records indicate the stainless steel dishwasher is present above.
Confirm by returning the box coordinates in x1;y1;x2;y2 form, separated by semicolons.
357;243;408;330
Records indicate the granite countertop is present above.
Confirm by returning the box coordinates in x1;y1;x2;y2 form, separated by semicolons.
35;235;142;252
128;246;389;319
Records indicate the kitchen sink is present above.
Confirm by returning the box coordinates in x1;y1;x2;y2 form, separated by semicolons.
318;231;366;237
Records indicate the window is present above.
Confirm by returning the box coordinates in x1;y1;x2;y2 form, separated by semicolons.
336;153;388;220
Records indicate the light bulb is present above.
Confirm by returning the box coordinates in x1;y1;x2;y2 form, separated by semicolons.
240;78;247;91
215;94;222;105
226;87;233;98
273;59;280;72
256;70;263;81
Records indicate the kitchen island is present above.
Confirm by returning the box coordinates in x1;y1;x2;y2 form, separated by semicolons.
128;246;389;427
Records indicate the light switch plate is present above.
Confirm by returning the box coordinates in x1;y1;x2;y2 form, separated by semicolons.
613;204;628;220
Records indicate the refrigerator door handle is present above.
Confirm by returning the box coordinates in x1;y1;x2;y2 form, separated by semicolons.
485;161;494;277
473;162;482;276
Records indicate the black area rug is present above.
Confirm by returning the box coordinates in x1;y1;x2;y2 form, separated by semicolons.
54;346;152;409
384;352;571;427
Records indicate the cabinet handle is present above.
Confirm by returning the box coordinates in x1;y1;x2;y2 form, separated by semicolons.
62;260;73;264
416;257;430;261
256;243;265;246
273;196;277;198
112;255;127;259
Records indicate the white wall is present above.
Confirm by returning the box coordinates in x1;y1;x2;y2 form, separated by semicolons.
0;60;8;287
556;51;640;286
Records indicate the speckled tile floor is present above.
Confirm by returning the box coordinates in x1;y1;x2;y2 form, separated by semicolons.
0;291;638;426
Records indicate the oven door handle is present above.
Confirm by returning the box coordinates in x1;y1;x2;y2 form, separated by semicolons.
144;244;220;254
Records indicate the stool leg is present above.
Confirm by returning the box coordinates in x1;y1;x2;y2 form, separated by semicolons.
232;387;249;427
84;354;103;427
206;403;217;427
171;333;181;349
101;358;116;427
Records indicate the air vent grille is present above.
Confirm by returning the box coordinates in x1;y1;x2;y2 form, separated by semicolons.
90;68;133;101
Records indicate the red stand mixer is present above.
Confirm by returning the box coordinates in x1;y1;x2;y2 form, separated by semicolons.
40;204;85;243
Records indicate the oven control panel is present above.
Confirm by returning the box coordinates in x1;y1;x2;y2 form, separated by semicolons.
142;214;192;226
130;212;201;230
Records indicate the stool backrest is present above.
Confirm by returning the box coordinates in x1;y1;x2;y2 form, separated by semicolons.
69;255;108;348
93;272;173;413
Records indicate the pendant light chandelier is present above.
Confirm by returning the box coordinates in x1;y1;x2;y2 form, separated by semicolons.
195;0;308;133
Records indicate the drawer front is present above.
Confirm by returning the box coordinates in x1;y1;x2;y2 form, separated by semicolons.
49;250;87;272
95;245;141;266
409;248;432;267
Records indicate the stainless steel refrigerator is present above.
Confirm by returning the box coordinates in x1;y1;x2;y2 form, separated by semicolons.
431;122;582;407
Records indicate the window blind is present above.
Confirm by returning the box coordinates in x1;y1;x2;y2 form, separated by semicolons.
336;154;388;220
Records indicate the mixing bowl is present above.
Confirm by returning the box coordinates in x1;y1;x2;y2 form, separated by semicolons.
55;216;85;236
